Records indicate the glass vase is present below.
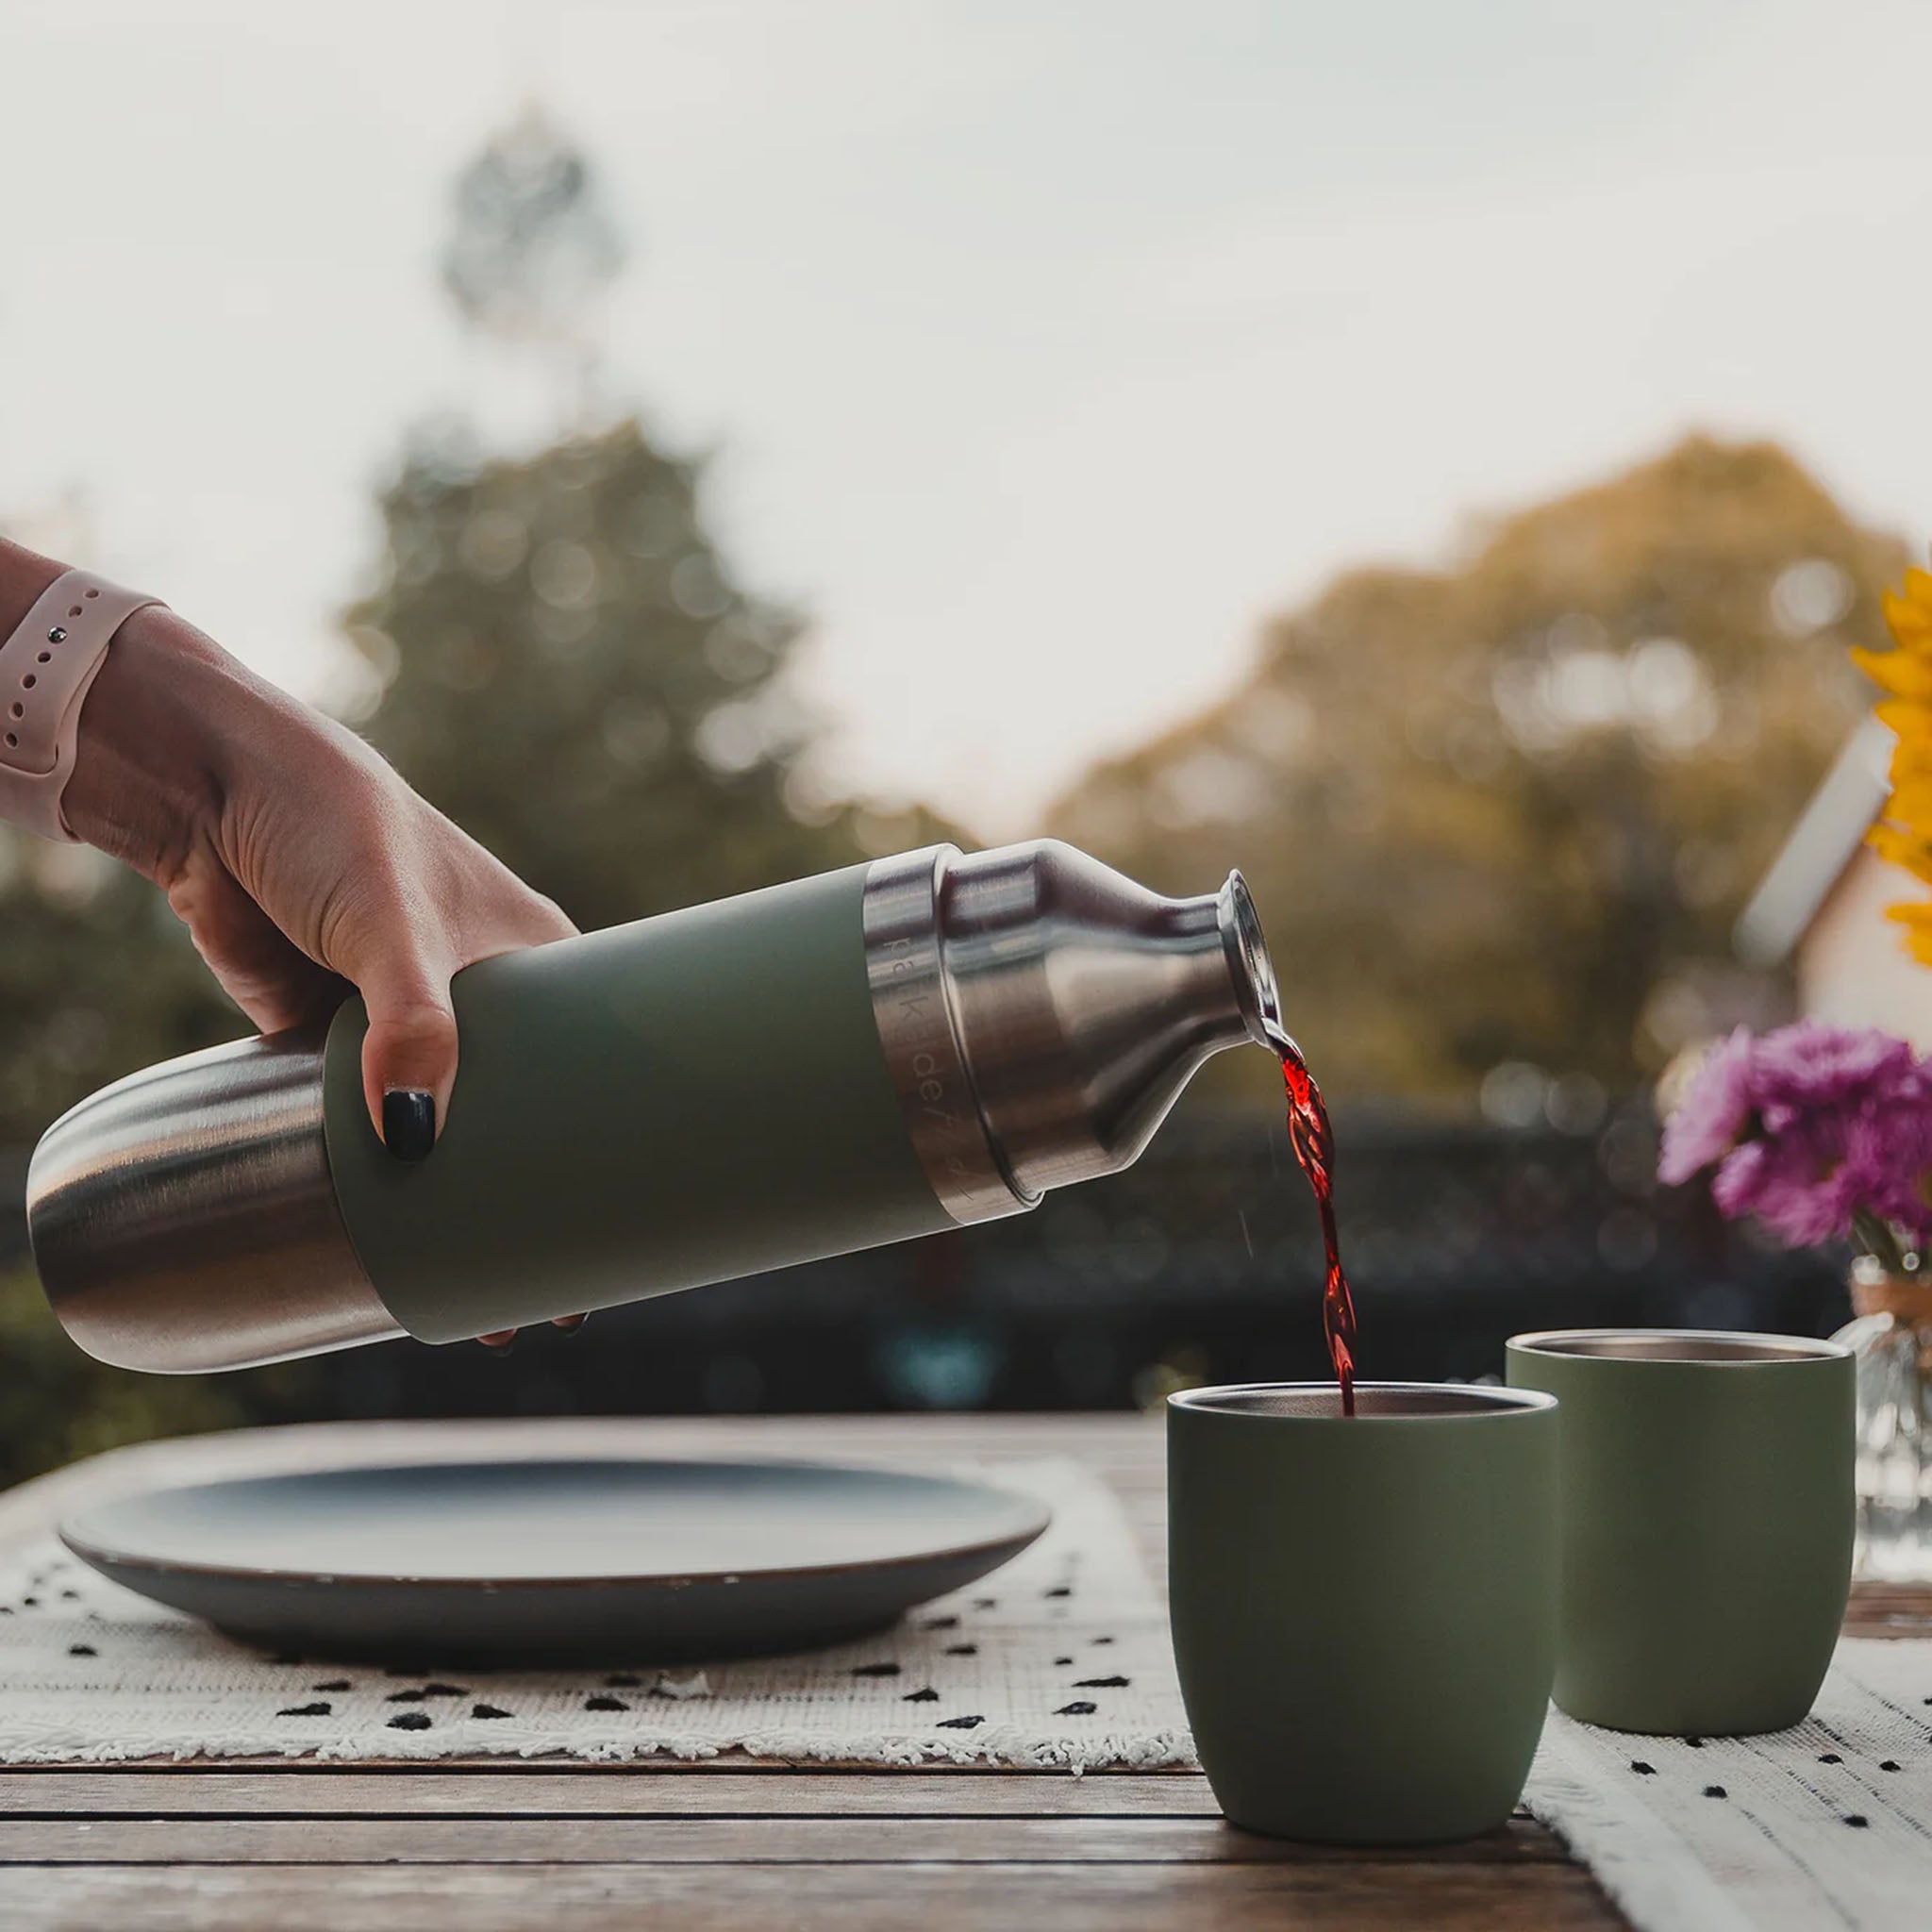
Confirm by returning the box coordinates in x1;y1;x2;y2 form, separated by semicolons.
1835;1257;1932;1584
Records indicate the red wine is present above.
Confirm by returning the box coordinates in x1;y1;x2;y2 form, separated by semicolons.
1275;1033;1357;1416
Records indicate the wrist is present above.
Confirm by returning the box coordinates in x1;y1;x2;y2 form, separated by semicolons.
60;607;242;878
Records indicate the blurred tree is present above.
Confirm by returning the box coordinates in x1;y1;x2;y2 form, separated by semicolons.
346;418;956;930
442;104;625;425
0;109;955;1149
359;107;957;925
1051;437;1907;1107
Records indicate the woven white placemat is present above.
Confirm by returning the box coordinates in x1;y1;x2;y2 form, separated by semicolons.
1525;1640;1932;1932
0;1457;1190;1769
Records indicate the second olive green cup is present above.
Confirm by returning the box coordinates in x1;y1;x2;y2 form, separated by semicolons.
1167;1383;1558;1844
1505;1329;1855;1736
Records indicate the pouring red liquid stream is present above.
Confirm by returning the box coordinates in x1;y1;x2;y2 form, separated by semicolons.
1272;1029;1357;1416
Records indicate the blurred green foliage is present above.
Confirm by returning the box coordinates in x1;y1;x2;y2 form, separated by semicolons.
1052;436;1904;1108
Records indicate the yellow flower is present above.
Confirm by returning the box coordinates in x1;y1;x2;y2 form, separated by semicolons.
1854;646;1932;700
1864;560;1932;961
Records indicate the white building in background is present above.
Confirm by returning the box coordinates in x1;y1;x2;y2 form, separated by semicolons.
1737;718;1932;1047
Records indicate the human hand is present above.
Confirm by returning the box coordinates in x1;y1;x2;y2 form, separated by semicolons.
55;595;581;1347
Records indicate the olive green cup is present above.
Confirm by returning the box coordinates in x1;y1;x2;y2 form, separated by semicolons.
1505;1329;1855;1736
1167;1384;1558;1845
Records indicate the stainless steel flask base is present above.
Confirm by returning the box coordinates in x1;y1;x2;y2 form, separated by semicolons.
27;840;1282;1374
25;1030;401;1372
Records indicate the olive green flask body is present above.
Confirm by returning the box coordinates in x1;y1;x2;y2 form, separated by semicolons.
323;862;949;1342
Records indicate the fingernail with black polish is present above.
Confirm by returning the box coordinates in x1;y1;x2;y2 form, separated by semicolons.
382;1089;437;1162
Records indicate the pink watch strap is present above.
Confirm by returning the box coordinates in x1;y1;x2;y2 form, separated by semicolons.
0;569;163;842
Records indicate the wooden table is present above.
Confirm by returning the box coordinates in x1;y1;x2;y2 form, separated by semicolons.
2;1413;1918;1931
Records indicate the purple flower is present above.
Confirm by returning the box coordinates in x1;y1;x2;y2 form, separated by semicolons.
1841;1105;1932;1245
1658;1027;1756;1185
1658;1020;1932;1252
1711;1130;1852;1248
1746;1024;1919;1133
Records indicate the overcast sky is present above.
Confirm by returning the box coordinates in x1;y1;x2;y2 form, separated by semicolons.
5;0;1931;832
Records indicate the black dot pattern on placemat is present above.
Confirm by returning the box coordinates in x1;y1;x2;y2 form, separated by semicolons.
279;1702;332;1718
1091;1635;1115;1645
1632;1761;1657;1775
1820;1753;1843;1764
923;1616;958;1631
388;1711;432;1731
1845;1814;1870;1828
606;1673;643;1688
1881;1760;1902;1773
1053;1656;1074;1667
67;1644;95;1657
1057;1701;1097;1717
850;1661;901;1678
936;1714;985;1730
1683;1736;1704;1748
1703;1786;1726;1799
944;1644;977;1657
473;1704;512;1721
585;1695;627;1712
311;1680;352;1693
1043;1587;1071;1599
903;1688;940;1704
1074;1675;1129;1689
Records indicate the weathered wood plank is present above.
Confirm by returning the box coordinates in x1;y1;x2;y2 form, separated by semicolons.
1845;1581;1932;1639
0;1859;1624;1931
0;1814;1566;1865
0;1771;1220;1818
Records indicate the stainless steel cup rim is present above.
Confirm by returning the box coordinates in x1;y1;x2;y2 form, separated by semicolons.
1507;1327;1850;1367
1169;1381;1557;1422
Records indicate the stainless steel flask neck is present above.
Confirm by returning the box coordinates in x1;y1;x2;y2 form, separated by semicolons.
862;841;1281;1224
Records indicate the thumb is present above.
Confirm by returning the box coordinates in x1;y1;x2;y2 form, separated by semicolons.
353;953;460;1162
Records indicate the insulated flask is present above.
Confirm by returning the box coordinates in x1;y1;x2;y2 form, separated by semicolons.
26;840;1281;1374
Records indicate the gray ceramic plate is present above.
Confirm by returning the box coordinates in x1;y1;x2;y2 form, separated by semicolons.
60;1459;1050;1666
